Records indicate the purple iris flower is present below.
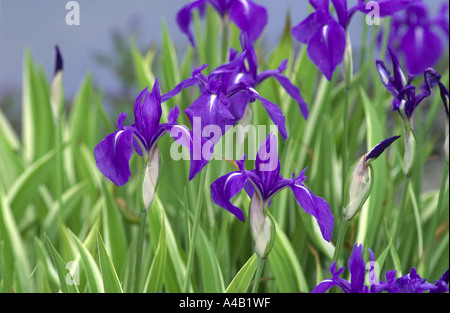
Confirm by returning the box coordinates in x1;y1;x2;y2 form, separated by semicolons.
177;0;267;47
376;47;442;120
228;32;309;120
162;51;289;146
312;243;374;293
292;0;420;81
94;79;208;186
389;2;449;75
312;243;449;293
210;133;334;242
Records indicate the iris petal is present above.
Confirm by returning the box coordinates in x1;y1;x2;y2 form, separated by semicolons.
94;128;135;186
210;171;248;221
307;20;346;81
228;0;267;41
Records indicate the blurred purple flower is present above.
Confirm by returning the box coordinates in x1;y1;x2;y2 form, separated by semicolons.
376;47;442;120
377;268;449;293
312;243;449;293
292;0;420;81
312;243;374;293
389;2;449;75
210;133;334;242
177;0;267;47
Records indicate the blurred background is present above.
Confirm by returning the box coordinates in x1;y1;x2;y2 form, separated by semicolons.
0;0;447;131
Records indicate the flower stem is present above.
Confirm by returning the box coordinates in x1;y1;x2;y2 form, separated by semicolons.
251;258;266;293
392;174;410;244
134;209;148;292
55;120;64;219
342;87;350;208
183;166;208;292
333;218;349;266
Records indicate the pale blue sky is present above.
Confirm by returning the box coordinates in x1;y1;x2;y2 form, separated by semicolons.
0;0;445;100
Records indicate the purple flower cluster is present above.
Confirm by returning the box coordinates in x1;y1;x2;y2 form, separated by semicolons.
376;47;442;120
92;0;448;287
312;243;449;293
291;0;422;80
389;2;449;75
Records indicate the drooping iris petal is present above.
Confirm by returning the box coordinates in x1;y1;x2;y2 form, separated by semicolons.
256;60;309;120
228;0;267;42
94;126;135;187
307;20;346;81
288;176;334;241
247;89;288;140
413;68;442;108
291;12;323;44
210;171;248;221
161;77;202;102
167;123;212;181
176;0;206;47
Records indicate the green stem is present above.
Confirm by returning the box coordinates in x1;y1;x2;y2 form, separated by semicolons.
134;209;148;292
342;87;350;208
55;121;63;218
425;161;449;276
183;166;208;292
251;258;266;293
333;218;349;266
392;174;410;244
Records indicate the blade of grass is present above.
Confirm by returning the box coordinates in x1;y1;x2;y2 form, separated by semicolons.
43;234;79;293
97;231;123;293
225;253;258;293
69;229;104;293
143;210;166;293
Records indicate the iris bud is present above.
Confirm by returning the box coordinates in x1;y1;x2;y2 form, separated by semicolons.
343;156;374;221
141;145;160;211
250;194;276;259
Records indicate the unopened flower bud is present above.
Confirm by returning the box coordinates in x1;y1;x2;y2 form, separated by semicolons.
50;45;63;122
250;194;276;259
141;145;160;211
343;156;374;221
